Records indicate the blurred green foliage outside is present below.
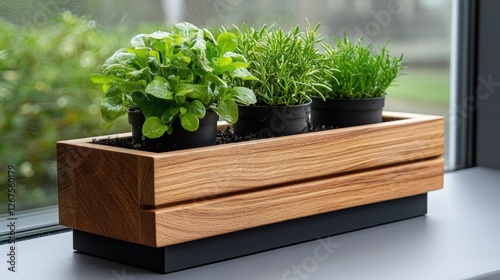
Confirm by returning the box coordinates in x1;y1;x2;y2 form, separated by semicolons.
0;12;152;213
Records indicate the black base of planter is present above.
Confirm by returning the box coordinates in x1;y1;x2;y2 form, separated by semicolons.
73;194;427;274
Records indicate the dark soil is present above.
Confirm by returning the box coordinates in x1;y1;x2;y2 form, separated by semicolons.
215;127;260;144
92;125;337;153
92;136;147;150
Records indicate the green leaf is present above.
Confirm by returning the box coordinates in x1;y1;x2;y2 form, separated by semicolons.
202;73;226;86
176;83;207;100
205;43;218;61
100;97;126;122
161;106;180;123
203;28;216;43
131;91;150;110
142;117;169;138
132;92;173;119
217;32;237;54
89;73;115;84
166;126;174;135
127;48;149;68
224;52;246;62
229;61;250;69
147;31;170;40
188;100;206;118
212;53;250;75
149;50;161;63
178;48;193;64
180;107;188;115
150;99;172;118
153;40;165;56
179;111;199;132
212;98;238;124
217;56;232;67
106;50;137;65
172;22;199;36
104;85;122;98
192;29;207;52
130;34;147;48
233;87;257;105
121;80;147;93
188;84;208;99
230;68;259;81
145;77;173;100
102;64;137;76
125;68;149;80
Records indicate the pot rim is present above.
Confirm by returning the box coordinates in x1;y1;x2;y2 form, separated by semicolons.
310;95;386;101
237;98;312;109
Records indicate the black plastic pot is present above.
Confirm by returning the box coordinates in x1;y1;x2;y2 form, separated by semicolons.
127;108;219;152
233;101;311;138
310;96;385;128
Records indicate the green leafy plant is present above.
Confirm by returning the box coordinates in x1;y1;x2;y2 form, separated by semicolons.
90;22;257;138
232;22;331;106
322;34;404;99
0;12;135;213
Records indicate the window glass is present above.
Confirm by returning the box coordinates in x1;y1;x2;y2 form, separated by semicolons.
0;0;452;215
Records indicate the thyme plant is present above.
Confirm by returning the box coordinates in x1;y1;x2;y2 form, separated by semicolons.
323;34;404;99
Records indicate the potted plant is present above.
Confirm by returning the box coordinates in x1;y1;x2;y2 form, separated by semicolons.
90;22;258;151
231;22;331;138
311;34;404;128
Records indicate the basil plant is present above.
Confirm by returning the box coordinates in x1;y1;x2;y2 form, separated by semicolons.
90;22;258;138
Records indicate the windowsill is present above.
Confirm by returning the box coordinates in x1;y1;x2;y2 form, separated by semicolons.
0;205;60;243
1;167;500;280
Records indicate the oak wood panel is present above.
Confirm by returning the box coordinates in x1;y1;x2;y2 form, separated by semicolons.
148;113;444;206
146;157;444;247
57;113;444;207
57;143;156;244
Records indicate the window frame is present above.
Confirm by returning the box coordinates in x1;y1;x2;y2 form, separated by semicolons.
448;0;477;171
473;0;500;169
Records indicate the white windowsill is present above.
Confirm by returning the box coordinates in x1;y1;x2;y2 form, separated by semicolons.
1;167;500;280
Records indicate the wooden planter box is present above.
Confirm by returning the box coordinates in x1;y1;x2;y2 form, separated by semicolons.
57;111;444;273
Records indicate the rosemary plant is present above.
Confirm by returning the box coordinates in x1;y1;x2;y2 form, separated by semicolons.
233;22;332;106
323;34;404;99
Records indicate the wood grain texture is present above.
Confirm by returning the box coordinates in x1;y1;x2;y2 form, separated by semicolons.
57;143;156;244
145;157;443;246
148;112;444;206
57;112;445;247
